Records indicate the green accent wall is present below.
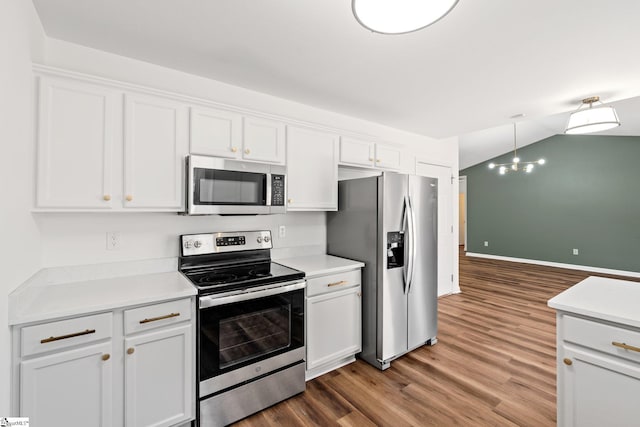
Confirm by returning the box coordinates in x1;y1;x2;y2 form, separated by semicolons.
461;134;640;273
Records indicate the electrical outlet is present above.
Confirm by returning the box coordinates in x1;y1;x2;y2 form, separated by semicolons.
107;232;121;250
279;225;286;238
572;248;579;255
484;241;489;247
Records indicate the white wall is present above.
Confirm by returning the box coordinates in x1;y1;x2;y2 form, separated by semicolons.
37;212;326;266
0;0;45;415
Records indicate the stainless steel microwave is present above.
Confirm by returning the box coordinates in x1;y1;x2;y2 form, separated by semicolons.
185;155;286;215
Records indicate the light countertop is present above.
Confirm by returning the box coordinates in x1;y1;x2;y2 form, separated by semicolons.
276;254;364;278
548;276;640;328
9;259;196;326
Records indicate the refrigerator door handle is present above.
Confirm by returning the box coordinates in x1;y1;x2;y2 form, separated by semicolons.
402;196;410;294
405;195;416;294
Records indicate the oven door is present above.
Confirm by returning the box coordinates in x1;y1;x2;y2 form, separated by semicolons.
198;281;305;397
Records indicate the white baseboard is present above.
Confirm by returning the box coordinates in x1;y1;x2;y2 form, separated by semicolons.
465;252;640;279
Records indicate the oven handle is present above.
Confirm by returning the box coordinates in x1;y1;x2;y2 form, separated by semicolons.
199;280;306;309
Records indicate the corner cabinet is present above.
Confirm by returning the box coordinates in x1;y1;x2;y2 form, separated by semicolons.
339;136;401;170
35;74;189;211
286;126;338;211
13;298;195;427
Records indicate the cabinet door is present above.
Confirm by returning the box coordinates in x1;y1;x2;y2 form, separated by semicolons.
242;116;286;164
560;346;640;427
20;342;112;427
124;94;189;210
375;144;402;170
37;77;119;208
124;323;193;427
286;126;338;211
190;107;242;159
306;286;361;370
339;137;374;167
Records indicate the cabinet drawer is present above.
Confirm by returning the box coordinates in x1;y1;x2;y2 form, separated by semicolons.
21;312;113;357
563;315;640;363
307;270;361;297
124;298;192;335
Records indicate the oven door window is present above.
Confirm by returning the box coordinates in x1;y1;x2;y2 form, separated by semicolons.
194;168;266;205
199;291;304;381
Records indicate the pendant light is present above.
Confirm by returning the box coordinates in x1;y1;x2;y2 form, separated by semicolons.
488;122;546;175
352;0;459;35
565;96;621;135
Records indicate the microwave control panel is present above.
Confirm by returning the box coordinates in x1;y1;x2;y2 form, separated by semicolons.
271;175;285;206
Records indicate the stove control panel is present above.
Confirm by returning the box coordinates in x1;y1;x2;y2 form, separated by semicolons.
181;230;272;256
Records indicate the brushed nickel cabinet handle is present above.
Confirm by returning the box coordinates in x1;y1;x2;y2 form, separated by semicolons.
327;280;347;287
127;348;135;355
612;341;640;353
563;358;572;366
102;354;110;361
41;329;96;344
139;312;180;324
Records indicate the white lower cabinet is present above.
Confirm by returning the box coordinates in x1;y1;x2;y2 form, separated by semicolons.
13;298;195;427
21;341;113;427
557;313;640;427
305;269;362;380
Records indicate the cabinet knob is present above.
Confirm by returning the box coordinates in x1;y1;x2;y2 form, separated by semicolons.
103;195;111;201
376;159;381;163
231;147;238;153
287;198;292;204
102;354;110;361
127;348;135;355
357;292;361;297
563;358;572;366
245;148;251;155
125;195;133;202
369;157;374;161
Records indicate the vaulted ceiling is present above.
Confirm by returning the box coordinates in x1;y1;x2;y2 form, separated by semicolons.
32;0;640;168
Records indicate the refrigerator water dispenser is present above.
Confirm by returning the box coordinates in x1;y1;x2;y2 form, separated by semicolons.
387;232;405;269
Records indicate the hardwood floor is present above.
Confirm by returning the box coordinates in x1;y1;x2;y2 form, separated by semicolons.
235;250;639;426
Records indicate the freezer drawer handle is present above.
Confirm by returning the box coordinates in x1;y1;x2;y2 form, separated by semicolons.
41;329;96;344
612;341;640;353
327;280;348;287
139;312;180;324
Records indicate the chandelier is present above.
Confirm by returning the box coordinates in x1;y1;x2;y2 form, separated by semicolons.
352;0;459;34
488;123;546;175
565;96;621;135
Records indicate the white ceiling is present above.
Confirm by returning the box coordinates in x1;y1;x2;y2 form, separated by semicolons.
32;0;640;167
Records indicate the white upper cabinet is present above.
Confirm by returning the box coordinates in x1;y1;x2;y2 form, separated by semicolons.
339;137;375;167
124;93;189;210
36;74;189;212
375;144;402;170
287;126;338;211
189;106;242;159
190;106;285;165
37;76;119;209
242;116;286;164
339;137;401;170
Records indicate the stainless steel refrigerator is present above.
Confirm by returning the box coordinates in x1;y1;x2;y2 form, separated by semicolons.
327;172;437;370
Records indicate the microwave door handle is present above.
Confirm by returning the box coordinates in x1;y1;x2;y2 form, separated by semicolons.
266;173;272;206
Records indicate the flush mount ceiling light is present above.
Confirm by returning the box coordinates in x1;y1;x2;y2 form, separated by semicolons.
352;0;459;34
488;122;545;175
565;96;621;135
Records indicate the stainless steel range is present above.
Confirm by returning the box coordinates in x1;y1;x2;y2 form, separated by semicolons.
179;230;306;427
